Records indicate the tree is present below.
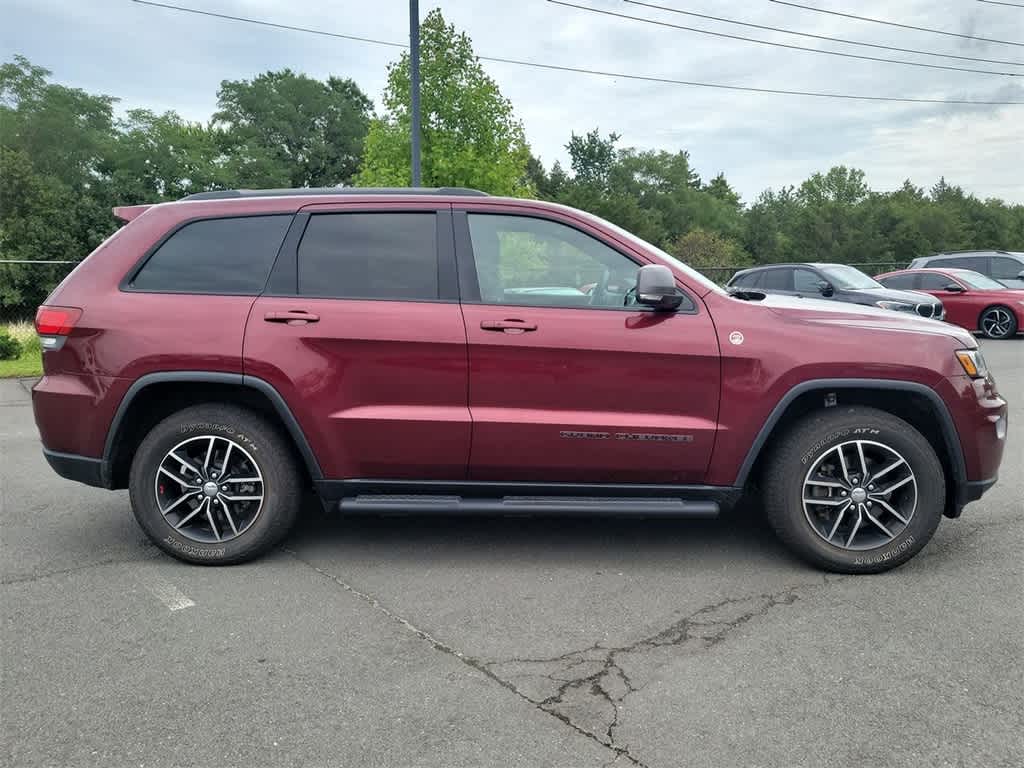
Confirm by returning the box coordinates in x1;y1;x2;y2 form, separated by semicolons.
110;109;236;202
356;9;531;194
566;129;619;189
670;227;752;282
215;69;372;188
0;56;119;318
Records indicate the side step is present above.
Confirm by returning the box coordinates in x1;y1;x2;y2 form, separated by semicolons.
338;495;719;517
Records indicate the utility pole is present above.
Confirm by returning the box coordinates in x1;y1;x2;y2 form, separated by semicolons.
409;0;422;187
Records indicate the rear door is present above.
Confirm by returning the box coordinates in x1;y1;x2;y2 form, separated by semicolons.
454;205;720;484
244;203;471;481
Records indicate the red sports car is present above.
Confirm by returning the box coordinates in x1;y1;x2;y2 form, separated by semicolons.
876;268;1023;339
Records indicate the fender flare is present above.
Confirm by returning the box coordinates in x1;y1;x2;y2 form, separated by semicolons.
734;378;967;496
102;371;323;483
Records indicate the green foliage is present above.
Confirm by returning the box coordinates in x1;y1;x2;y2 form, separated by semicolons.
2;51;1022;322
356;9;531;195
0;329;21;360
215;69;372;188
670;228;752;281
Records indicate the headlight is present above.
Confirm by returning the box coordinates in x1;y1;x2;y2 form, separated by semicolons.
876;300;915;312
955;349;990;379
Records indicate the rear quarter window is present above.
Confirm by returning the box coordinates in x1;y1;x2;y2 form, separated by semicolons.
129;215;292;294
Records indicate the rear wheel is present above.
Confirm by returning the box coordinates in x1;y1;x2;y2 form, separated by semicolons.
979;306;1017;339
129;404;302;564
763;406;945;573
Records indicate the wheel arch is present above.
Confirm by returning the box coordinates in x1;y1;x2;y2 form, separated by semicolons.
103;372;322;489
735;379;967;518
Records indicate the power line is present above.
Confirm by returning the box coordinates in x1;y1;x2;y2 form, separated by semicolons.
978;0;1024;7
132;0;406;49
549;1;1018;76
622;0;1024;67
769;0;1024;47
130;0;1024;106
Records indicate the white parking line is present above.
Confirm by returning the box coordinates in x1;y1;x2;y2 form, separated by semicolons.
140;574;196;612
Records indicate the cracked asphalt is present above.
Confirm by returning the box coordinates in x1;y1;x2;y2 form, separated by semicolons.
2;339;1022;768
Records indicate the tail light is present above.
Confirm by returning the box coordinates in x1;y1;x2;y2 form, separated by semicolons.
35;305;82;350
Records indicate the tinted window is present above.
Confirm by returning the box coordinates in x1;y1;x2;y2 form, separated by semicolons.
879;274;917;289
760;269;792;291
466;214;693;310
991;256;1023;280
793;268;823;293
731;271;761;288
132;215;290;294
918;273;956;290
298;213;438;300
932;255;985;271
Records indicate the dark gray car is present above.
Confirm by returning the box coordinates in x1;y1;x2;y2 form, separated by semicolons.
727;263;945;319
907;251;1024;289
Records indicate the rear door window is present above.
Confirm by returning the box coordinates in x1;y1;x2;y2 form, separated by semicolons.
130;215;291;294
760;269;793;291
879;274;917;289
933;255;987;271
991;256;1023;281
297;213;438;300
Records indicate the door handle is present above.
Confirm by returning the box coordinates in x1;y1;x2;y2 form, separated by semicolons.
264;310;320;325
480;319;538;334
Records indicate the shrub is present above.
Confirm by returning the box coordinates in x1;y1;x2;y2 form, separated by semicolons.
0;330;22;360
7;321;41;354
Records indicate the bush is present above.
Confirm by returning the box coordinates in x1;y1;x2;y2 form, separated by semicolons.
6;320;40;354
0;330;22;360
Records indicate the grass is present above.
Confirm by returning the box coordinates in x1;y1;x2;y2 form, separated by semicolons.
0;321;43;379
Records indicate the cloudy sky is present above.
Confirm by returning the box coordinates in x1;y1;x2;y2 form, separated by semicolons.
3;0;1023;203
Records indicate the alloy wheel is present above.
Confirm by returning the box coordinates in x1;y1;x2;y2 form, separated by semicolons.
154;435;264;543
981;308;1014;339
802;440;917;551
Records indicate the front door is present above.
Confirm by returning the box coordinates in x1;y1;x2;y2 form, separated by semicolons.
454;206;721;485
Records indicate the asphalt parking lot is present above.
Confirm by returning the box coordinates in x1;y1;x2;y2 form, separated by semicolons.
2;340;1022;768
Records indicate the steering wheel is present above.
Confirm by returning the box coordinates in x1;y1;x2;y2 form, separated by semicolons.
589;268;612;306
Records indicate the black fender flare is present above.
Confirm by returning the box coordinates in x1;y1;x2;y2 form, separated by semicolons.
102;371;323;484
734;378;967;508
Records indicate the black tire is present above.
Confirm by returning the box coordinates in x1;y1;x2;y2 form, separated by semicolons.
979;305;1018;340
763;406;945;574
129;403;302;565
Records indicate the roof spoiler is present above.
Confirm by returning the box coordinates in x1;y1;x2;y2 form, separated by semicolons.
113;205;152;223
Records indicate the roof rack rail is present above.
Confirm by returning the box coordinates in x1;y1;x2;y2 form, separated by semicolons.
928;249;1011;256
180;187;489;201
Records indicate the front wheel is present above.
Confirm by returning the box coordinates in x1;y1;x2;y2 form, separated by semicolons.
129;404;302;564
979;306;1018;339
763;406;945;573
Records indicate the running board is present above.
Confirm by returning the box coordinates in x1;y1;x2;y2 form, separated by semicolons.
337;495;719;517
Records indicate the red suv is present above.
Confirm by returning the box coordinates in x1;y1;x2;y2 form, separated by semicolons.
32;188;1008;572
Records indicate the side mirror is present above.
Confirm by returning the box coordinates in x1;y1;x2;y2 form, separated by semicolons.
1017;270;1024;280
944;283;965;293
817;280;834;297
635;265;684;311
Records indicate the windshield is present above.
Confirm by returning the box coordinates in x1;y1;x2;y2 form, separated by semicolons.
951;270;1006;290
818;265;883;290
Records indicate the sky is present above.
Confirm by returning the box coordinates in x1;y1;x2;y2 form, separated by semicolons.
3;0;1023;203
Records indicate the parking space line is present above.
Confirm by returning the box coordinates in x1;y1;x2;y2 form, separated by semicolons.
140;574;196;612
